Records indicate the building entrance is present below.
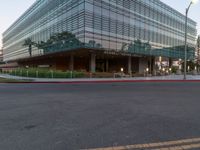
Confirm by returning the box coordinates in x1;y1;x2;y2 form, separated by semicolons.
96;59;106;72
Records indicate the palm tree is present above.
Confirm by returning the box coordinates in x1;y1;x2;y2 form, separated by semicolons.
23;38;34;57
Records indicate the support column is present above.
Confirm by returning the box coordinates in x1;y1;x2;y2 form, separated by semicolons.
128;56;132;74
90;53;96;73
139;57;148;74
106;59;109;72
69;55;74;71
151;57;156;76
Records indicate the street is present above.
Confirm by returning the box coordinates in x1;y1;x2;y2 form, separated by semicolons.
0;82;200;150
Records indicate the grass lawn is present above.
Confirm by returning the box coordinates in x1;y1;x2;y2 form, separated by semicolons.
0;78;32;83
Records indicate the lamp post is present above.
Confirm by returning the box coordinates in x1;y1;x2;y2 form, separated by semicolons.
146;68;149;76
121;68;124;77
184;0;199;80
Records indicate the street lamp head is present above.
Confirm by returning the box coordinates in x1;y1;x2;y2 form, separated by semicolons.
192;0;199;4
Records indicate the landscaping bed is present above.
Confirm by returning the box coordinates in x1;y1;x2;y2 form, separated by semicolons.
4;68;85;78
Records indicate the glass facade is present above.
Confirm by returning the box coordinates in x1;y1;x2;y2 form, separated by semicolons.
3;0;197;62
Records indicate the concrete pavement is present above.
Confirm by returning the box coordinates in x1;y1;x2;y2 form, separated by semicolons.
1;73;200;82
0;82;200;150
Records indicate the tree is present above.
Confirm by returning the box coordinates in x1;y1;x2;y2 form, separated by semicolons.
35;31;83;53
23;38;35;57
181;60;196;72
121;43;129;51
127;40;151;54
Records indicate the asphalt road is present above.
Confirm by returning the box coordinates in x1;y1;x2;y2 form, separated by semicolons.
0;82;200;150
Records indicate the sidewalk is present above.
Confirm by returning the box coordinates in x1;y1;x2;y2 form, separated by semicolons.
1;73;200;83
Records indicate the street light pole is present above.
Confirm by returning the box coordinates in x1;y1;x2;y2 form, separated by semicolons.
184;2;192;80
184;0;198;80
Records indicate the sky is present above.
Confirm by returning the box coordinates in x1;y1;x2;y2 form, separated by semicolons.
0;0;200;49
0;0;36;49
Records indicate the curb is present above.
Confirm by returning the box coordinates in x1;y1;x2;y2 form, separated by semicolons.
1;79;200;84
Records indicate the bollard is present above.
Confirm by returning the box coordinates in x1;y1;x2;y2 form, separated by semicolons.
26;71;29;77
36;71;38;78
70;71;73;78
51;70;53;79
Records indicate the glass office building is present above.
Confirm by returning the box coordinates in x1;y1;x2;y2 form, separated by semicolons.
2;0;197;73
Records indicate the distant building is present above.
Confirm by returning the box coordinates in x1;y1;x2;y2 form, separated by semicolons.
196;36;200;62
0;55;2;62
0;50;4;71
0;49;3;63
2;0;197;73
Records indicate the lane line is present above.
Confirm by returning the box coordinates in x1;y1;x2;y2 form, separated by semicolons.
86;137;200;150
154;143;200;150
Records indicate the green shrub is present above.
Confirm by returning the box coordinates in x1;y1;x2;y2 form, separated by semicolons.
171;67;177;73
72;71;84;78
8;68;85;78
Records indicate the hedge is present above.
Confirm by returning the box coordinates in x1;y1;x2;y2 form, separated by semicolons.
8;68;84;78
